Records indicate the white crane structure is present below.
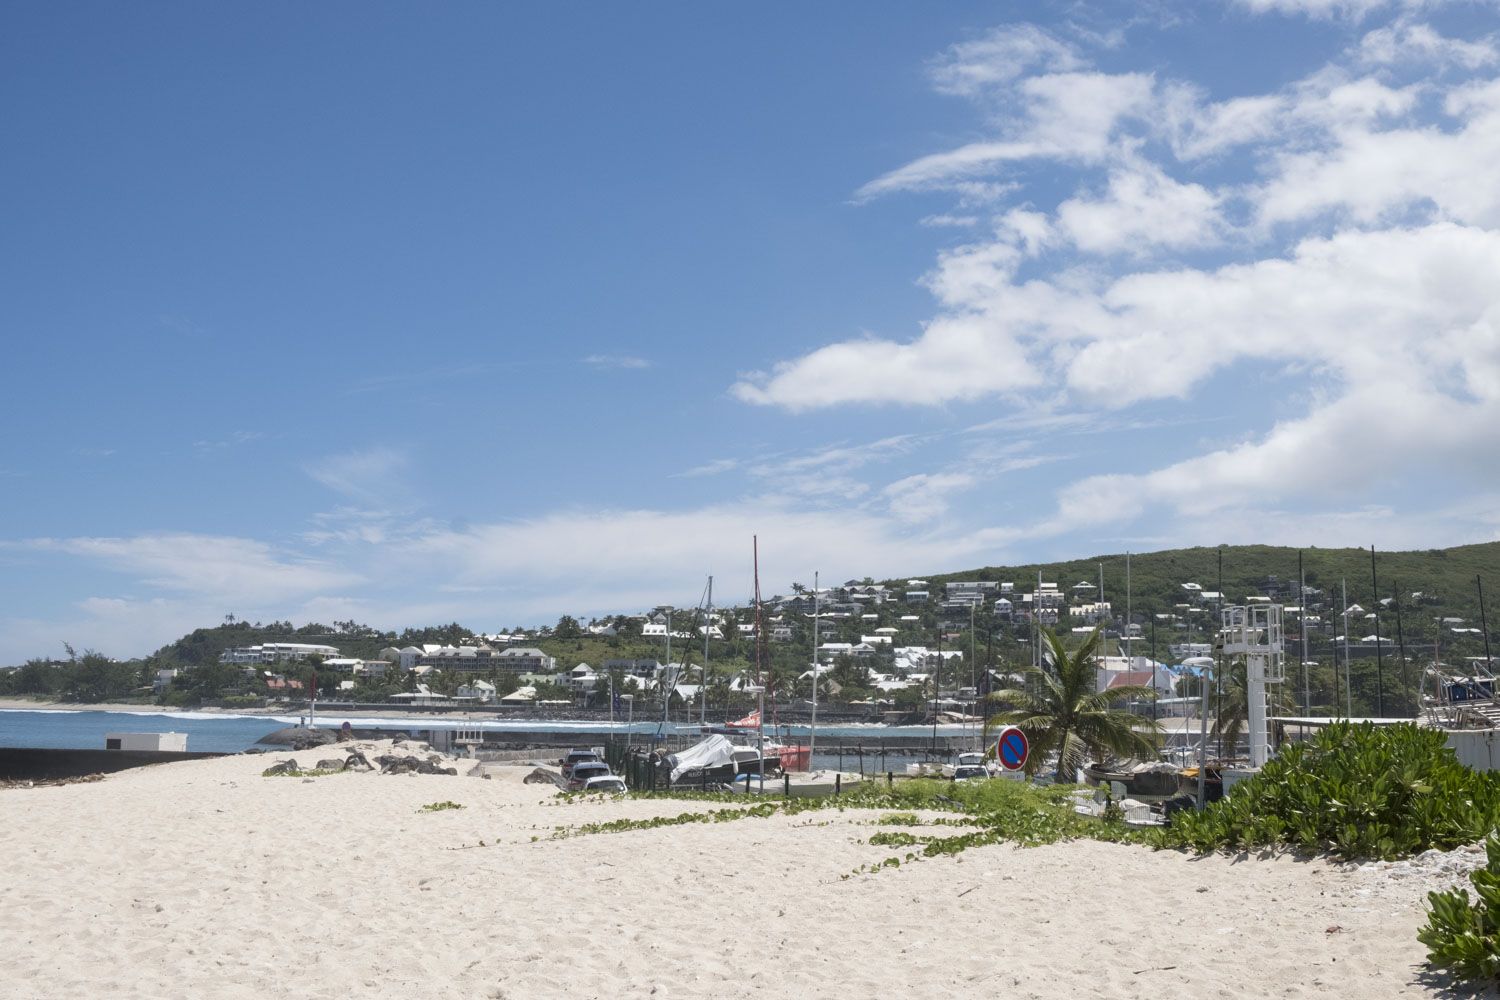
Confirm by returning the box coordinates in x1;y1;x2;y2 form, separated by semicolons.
1219;603;1286;768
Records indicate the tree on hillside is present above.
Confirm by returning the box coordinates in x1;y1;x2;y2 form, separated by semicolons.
985;626;1160;781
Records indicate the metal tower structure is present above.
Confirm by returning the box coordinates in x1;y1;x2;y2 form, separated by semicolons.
1220;603;1285;768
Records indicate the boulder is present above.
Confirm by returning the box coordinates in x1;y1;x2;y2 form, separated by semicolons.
523;768;557;785
377;755;417;774
344;752;374;772
264;759;302;776
314;759;346;772
289;730;336;751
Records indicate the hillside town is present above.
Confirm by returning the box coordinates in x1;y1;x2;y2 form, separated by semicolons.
12;554;1482;723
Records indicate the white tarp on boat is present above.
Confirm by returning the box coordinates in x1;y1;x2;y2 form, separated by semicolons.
667;734;737;782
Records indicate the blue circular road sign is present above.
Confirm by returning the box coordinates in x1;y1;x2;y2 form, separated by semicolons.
995;727;1029;771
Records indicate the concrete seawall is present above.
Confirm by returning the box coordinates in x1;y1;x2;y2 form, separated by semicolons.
0;748;228;782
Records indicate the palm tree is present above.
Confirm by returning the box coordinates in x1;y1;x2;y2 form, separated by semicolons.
985;625;1160;781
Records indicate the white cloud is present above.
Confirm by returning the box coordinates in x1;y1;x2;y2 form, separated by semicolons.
1254;79;1500;227
675;457;742;478
304;446;408;503
20;533;362;603
391;502;993;611
1358;20;1498;68
919;214;980;228
731;310;1041;411
583;354;653;369
882;472;977;523
928;24;1085;96
1055;160;1224;253
1235;0;1394;18
856;72;1157;199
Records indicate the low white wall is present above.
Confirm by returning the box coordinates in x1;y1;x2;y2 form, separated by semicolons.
105;732;188;752
1446;729;1500;771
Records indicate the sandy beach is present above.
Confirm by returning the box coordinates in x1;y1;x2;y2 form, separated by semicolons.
2;742;1485;1000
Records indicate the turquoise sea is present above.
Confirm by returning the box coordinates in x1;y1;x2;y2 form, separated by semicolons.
0;708;978;760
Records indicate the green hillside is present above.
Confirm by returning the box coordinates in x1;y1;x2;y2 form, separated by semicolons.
920;541;1500;641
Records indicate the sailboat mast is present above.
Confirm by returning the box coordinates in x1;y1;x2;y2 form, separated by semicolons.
969;601;977;750
702;576;712;727
1395;581;1410;716
810;570;819;765
753;536;765;792
1371;545;1384;716
1350;578;1362;719
1480;575;1494;679
1299;550;1309;716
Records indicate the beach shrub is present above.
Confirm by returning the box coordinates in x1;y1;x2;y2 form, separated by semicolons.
419;801;464;812
1419;837;1500;983
1169;722;1500;860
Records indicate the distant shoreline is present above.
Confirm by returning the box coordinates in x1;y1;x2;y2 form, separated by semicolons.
0;698;271;715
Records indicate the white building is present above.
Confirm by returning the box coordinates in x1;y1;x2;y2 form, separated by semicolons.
219;642;340;665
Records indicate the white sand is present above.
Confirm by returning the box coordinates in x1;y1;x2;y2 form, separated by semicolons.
1;742;1486;999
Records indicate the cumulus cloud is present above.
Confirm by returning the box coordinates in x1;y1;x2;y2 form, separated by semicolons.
737;8;1500;552
1054;160;1223;253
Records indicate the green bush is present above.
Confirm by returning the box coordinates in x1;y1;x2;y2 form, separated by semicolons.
1419;837;1500;983
1170;722;1500;860
419;801;464;812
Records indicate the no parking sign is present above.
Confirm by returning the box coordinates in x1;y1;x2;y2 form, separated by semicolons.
994;726;1029;771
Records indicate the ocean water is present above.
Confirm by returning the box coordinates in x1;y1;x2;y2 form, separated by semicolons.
0;708;980;755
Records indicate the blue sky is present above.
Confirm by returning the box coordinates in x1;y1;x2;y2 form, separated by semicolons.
3;0;1499;662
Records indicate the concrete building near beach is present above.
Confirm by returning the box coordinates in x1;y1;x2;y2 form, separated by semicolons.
219;642;340;665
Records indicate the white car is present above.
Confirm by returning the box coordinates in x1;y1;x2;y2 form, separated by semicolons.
580;775;627;794
566;761;613;790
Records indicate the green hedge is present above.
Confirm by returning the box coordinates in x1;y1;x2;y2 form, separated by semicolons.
1170;722;1500;861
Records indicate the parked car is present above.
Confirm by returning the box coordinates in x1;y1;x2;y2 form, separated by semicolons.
580;775;627;795
560;749;602;780
952;765;989;781
567;762;613;791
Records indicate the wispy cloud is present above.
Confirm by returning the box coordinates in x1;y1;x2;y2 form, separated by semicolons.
16;533;362;602
675;457;743;478
193;430;265;451
919;214;980;228
304;446;409;503
582;353;653;370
